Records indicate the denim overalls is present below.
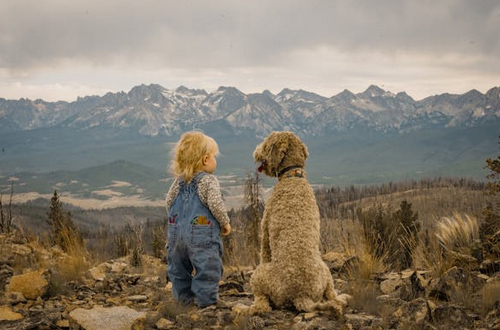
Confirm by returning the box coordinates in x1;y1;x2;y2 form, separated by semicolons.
166;172;223;307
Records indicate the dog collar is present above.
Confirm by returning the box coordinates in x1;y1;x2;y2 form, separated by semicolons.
278;165;305;180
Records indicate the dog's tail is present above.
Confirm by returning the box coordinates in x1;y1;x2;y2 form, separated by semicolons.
312;299;344;318
317;280;347;317
294;296;344;318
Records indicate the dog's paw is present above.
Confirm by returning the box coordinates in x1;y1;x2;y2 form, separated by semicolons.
250;296;272;315
250;304;272;315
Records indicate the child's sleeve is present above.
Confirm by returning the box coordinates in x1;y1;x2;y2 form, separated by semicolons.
165;178;180;212
198;175;230;226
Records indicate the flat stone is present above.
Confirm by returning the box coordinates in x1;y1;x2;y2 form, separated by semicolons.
127;295;148;302
0;305;23;321
69;305;146;330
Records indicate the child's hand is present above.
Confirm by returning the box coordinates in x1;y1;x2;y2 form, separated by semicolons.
221;223;231;236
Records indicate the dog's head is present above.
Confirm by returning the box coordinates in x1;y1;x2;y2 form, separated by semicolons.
253;131;308;178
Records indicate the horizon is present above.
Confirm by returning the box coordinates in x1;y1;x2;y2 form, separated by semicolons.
1;82;499;104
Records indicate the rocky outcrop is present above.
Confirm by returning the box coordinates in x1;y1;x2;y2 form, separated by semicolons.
1;233;500;330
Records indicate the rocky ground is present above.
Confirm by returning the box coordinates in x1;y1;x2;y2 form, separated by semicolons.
1;233;500;330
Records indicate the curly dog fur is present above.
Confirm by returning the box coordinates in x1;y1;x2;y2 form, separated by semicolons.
250;131;343;316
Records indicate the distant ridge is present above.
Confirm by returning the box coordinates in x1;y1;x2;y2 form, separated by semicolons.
1;84;499;137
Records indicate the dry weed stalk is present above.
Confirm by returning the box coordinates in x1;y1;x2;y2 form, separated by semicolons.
129;223;145;268
480;282;500;316
413;213;481;278
436;213;480;254
339;218;390;315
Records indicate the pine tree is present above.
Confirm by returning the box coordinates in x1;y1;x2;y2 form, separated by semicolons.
393;200;420;269
481;133;500;257
48;190;64;243
47;190;80;252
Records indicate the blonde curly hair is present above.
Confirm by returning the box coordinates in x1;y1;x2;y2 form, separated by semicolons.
169;131;219;182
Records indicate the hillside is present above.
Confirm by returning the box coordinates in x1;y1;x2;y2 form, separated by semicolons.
2;177;499;329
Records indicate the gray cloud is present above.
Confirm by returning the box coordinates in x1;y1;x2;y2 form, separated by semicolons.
1;0;499;100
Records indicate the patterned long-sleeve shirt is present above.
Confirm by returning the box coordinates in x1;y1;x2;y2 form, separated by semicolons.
165;173;230;226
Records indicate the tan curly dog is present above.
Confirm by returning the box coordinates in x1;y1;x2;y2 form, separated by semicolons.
250;131;343;316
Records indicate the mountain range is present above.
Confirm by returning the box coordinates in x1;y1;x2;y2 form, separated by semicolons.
1;84;500;137
0;84;499;205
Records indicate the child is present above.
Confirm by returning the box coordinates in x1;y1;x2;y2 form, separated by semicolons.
165;131;231;308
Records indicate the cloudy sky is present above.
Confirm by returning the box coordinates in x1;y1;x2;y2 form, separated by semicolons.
1;0;499;102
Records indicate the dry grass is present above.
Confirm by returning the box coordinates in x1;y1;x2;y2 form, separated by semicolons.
412;230;453;278
46;240;89;296
480;282;500;316
325;216;391;315
435;213;480;255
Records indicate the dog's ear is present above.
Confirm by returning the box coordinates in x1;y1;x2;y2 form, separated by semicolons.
270;136;288;165
261;132;288;175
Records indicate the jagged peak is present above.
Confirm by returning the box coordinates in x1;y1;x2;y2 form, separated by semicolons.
276;88;325;102
210;86;245;101
262;90;275;98
334;89;357;99
175;85;207;95
457;89;485;104
175;85;190;93
361;85;386;97
486;86;500;99
396;91;414;102
128;83;165;94
216;86;241;93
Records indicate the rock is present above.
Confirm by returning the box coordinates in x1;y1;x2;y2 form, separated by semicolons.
128;295;148;302
303;311;320;320
376;294;404;309
69;305;146;330
155;317;174;329
344;313;378;327
88;263;110;281
480;259;500;276
391;297;428;328
0;305;23;321
56;319;70;328
380;272;402;294
219;280;244;293
0;263;13;292
428;267;487;304
429;304;475;329
6;269;49;300
110;261;129;273
484;306;500;329
399;270;427;301
6;291;27;304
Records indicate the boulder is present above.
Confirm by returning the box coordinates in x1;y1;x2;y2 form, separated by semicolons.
429;304;475;329
428;267;487;303
391;297;429;329
6;269;49;300
0;305;23;321
69;305;146;330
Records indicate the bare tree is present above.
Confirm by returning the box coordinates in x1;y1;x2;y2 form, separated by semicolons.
0;182;14;234
243;170;264;267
